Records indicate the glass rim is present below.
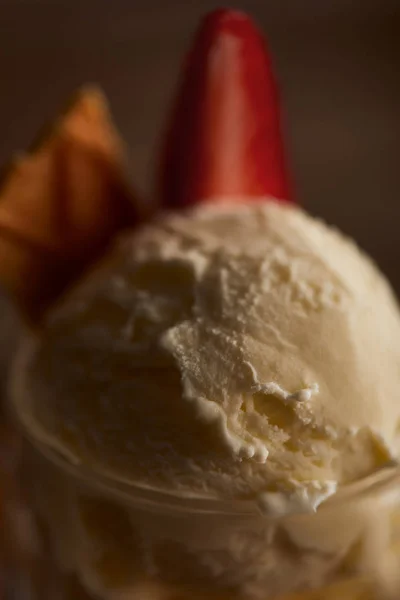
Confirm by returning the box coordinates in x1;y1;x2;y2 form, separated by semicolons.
9;337;400;520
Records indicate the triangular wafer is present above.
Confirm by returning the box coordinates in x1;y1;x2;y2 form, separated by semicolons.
0;86;139;320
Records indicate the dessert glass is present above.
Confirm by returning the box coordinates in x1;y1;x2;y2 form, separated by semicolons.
7;346;400;600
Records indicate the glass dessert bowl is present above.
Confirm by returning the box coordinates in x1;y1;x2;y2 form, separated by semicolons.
9;388;400;600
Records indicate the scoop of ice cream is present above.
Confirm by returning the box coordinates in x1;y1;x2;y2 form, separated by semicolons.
13;201;400;513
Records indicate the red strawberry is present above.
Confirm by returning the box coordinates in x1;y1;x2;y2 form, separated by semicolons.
158;9;291;208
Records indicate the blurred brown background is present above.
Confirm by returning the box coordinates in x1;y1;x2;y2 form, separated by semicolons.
1;0;400;287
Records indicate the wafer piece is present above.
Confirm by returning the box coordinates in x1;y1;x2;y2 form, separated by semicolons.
0;87;139;320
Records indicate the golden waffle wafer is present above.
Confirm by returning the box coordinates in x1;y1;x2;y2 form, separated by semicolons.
0;86;139;320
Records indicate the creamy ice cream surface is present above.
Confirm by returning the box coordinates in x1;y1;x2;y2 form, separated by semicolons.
13;201;400;515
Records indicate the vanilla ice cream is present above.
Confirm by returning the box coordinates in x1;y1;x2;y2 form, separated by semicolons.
13;201;400;518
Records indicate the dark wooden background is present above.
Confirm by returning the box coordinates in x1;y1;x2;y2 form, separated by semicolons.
0;0;400;287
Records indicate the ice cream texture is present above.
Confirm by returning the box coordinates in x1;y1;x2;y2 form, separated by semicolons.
14;200;400;515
